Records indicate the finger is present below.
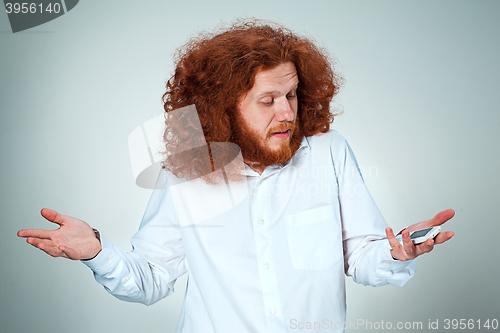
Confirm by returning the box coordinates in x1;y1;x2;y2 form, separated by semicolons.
406;209;456;233
401;230;416;257
433;231;455;244
416;238;435;256
18;229;52;239
385;227;401;249
38;242;67;257
40;208;65;226
59;245;80;260
26;237;54;248
428;209;455;227
386;227;404;259
27;238;65;257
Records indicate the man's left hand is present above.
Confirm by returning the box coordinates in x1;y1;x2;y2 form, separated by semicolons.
385;209;455;261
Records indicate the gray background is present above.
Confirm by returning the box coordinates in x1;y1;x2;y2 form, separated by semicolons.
1;1;499;332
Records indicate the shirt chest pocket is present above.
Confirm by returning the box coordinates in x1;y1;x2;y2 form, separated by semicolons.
285;205;342;271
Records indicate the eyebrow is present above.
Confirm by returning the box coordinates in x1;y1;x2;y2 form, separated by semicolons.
256;81;299;99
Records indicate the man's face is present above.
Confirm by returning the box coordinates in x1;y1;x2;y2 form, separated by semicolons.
234;62;302;168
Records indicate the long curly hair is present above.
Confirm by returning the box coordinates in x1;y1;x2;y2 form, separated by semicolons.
162;19;343;182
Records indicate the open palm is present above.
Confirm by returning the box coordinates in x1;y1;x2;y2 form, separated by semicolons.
18;208;101;260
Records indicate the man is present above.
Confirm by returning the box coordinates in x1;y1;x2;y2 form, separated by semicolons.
18;21;454;332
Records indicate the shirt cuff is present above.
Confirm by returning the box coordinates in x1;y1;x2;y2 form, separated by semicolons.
81;235;122;276
374;239;417;287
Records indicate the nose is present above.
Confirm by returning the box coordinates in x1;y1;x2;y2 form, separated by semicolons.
274;97;295;122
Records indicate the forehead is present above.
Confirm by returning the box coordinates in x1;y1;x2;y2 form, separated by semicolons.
251;62;298;93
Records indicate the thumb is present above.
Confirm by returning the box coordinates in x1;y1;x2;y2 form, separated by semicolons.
41;208;66;226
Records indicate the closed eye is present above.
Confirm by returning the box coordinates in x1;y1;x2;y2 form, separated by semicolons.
261;98;274;106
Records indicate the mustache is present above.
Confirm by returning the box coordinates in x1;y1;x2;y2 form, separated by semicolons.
266;121;296;139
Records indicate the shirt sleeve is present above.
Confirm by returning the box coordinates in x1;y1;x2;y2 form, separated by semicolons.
330;132;416;287
82;170;187;305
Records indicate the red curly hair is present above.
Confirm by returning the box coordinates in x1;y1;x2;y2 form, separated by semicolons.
162;20;343;181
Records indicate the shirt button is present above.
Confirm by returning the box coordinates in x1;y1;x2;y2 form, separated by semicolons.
378;278;384;282
124;276;129;281
271;308;278;314
264;263;270;270
385;260;392;264
259;219;265;225
107;254;113;260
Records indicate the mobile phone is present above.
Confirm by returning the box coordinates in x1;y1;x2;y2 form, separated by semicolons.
396;226;441;245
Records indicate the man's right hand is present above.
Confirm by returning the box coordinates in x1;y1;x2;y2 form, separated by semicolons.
17;208;102;260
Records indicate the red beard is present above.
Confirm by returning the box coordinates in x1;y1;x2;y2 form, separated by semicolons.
231;113;304;168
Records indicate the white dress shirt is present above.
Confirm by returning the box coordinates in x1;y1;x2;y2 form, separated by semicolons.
83;130;416;333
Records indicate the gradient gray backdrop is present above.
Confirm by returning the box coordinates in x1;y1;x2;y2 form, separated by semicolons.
1;1;499;332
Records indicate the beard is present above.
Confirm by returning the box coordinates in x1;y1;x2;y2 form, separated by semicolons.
231;113;304;168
